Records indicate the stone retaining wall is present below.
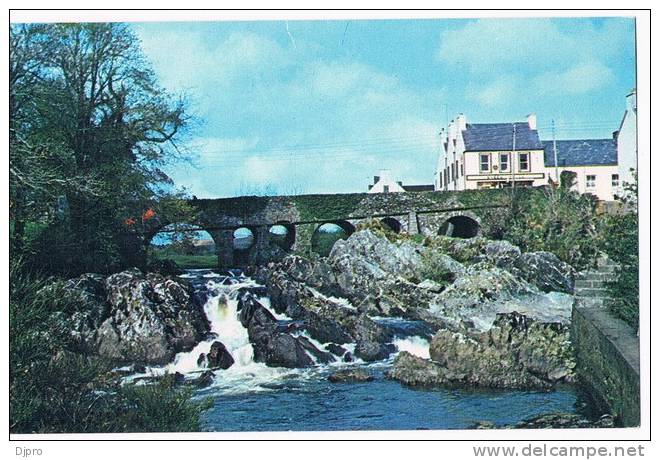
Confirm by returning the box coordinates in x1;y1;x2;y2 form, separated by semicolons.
571;258;640;427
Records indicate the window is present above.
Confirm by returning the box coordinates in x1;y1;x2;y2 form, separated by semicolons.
455;160;459;178
451;163;455;181
383;185;389;193
439;171;443;187
460;163;464;177
612;174;620;187
480;154;490;172
500;153;510;172
586;175;596;188
518;153;529;172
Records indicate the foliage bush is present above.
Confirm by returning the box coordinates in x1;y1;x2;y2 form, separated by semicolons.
601;177;639;328
10;260;210;433
501;185;602;271
601;213;639;328
417;250;457;285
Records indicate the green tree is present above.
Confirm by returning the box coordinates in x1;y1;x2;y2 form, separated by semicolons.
10;23;193;274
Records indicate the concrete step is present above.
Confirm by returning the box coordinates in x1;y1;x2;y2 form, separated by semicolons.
574;287;609;298
575;279;598;289
575;297;606;308
577;272;616;282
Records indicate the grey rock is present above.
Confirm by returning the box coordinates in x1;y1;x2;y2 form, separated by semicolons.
484;240;522;268
238;293;330;368
198;341;234;370
328;368;374;383
515;251;576;293
389;312;574;390
63;269;209;365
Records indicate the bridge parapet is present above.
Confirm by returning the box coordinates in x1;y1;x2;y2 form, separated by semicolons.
136;188;526;268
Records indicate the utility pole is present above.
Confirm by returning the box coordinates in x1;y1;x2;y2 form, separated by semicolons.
511;123;516;189
552;119;559;186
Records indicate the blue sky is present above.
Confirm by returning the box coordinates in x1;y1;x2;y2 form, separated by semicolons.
134;17;636;198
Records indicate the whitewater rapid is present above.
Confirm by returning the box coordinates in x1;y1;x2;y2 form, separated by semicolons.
128;270;431;395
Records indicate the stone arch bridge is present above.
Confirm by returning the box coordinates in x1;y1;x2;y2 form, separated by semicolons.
130;189;514;268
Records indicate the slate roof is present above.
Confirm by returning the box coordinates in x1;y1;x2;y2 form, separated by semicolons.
402;184;435;192
541;139;617;167
462;122;543;151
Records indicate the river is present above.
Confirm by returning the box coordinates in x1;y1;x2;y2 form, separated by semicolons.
130;269;583;432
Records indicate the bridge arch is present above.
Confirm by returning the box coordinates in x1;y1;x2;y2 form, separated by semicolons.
380;217;402;233
146;222;219;268
269;221;296;251
311;220;356;257
232;226;257;265
438;214;480;239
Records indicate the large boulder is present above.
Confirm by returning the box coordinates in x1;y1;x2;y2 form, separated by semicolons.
390;312;574;390
257;269;355;344
329;230;425;281
65;269;209;365
326;231;447;316
58;274;110;352
434;264;531;315
483;240;522;268
387;352;455;387
256;265;400;362
515;251;576;293
430;312;573;388
349;314;396;361
198;341;234;370
238;294;332;368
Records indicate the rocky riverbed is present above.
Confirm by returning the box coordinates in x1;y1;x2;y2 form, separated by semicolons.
53;229;609;430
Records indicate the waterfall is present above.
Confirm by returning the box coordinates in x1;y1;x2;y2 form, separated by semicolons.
127;269;433;393
132;271;302;393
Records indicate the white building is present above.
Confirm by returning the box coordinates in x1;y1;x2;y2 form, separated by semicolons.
541;138;620;201
434;113;547;191
368;169;434;193
435;90;637;201
541;90;637;201
616;89;637;187
368;169;405;193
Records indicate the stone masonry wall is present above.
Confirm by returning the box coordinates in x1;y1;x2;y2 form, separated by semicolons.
571;258;640;427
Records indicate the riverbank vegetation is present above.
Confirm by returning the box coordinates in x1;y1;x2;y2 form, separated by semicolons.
9;23;208;433
10;260;211;433
601;176;639;328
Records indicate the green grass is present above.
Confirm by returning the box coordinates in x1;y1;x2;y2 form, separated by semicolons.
150;252;218;269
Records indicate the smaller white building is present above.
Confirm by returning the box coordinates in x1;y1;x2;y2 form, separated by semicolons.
367;169;434;193
368;169;405;193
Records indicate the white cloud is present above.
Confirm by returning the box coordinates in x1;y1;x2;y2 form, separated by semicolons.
533;62;614;95
468;77;519;107
436;18;630;74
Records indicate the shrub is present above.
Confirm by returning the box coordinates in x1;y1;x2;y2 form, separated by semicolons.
112;376;213;432
601;178;639;328
502;186;602;270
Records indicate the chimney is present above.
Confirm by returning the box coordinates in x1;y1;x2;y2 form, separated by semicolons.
456;114;467;131
527;113;537;130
